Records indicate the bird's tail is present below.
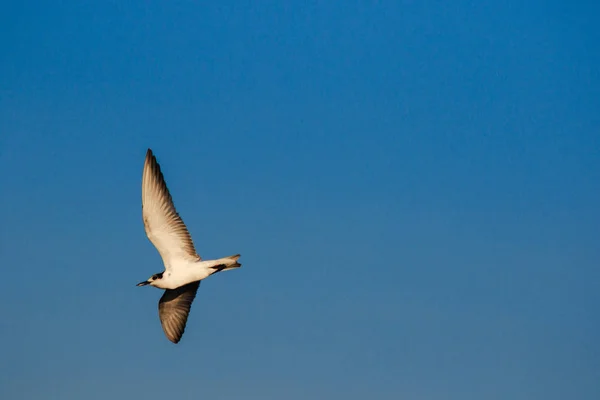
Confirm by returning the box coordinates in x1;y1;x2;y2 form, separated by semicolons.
220;254;241;271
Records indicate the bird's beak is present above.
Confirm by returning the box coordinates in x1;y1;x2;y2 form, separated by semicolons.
136;280;150;287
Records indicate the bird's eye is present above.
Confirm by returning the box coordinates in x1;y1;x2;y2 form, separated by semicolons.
151;275;157;280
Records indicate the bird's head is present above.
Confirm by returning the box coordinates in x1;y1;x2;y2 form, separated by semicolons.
137;272;164;287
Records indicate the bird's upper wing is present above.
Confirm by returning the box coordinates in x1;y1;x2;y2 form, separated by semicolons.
158;281;201;344
142;149;201;268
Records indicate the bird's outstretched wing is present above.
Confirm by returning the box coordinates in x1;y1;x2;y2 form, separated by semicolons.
158;281;201;344
142;149;201;268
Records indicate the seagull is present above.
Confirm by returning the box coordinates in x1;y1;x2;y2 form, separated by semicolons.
137;148;241;344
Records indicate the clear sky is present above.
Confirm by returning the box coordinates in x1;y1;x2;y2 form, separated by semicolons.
1;1;598;399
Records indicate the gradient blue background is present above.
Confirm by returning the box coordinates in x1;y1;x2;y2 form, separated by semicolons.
1;1;598;399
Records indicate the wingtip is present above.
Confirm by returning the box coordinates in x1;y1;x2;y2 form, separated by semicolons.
144;149;159;170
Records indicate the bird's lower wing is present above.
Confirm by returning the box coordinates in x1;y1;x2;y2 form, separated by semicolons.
158;281;201;344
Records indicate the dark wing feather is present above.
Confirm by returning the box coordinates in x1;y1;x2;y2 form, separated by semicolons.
158;281;201;344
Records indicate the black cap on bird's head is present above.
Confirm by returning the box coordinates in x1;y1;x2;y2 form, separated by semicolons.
136;272;164;287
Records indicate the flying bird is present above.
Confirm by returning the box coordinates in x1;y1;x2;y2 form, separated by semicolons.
137;148;241;344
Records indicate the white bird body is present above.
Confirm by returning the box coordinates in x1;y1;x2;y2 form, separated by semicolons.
137;148;241;343
152;257;241;290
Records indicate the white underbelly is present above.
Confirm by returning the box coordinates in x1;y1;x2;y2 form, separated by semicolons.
160;261;212;289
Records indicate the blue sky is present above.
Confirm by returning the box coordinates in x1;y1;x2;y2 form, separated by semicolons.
1;1;598;399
